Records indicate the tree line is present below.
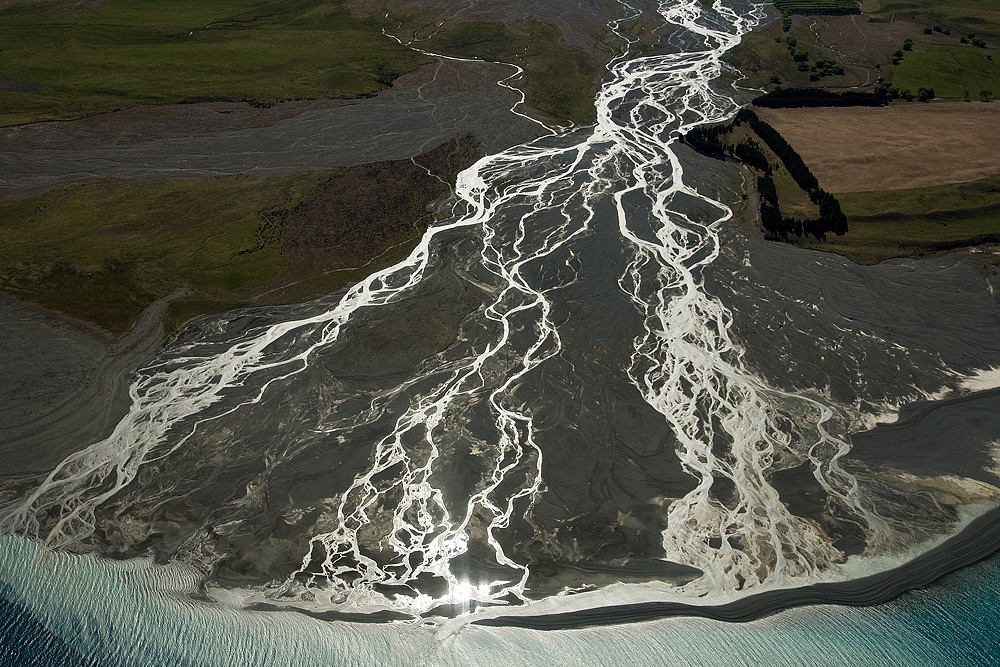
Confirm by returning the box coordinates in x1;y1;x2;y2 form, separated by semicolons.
683;110;848;241
753;88;884;108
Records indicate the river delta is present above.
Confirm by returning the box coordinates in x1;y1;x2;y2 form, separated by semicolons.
1;0;999;664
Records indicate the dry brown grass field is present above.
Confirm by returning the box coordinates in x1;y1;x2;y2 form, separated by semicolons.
754;102;1000;193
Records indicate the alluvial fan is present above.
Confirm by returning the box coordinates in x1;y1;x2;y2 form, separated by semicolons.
2;0;997;620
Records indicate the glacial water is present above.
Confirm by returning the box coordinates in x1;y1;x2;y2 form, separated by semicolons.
0;532;998;666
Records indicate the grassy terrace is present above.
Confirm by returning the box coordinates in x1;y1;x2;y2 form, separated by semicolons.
0;134;479;336
889;46;1000;101
0;173;327;334
733;0;1000;97
865;0;1000;100
0;0;429;126
801;175;1000;264
773;0;860;15
862;0;1000;18
0;0;611;126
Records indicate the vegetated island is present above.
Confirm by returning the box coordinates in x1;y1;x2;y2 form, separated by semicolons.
702;0;1000;266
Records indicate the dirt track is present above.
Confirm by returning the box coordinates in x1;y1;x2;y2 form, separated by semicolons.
755;102;1000;193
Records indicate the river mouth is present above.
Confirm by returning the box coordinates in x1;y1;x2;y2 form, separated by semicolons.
2;0;1000;635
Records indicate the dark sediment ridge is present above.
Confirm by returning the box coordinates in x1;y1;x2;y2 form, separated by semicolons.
247;603;415;625
474;503;1000;629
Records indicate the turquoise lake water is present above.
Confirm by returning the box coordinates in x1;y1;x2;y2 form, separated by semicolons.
1;534;997;666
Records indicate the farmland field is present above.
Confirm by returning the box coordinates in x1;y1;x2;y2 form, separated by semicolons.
889;47;1000;99
754;103;1000;192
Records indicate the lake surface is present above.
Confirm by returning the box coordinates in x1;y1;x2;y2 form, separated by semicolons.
1;532;998;666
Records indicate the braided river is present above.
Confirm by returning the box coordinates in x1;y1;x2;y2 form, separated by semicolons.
2;0;1000;663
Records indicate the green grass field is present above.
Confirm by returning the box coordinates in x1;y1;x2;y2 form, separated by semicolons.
0;0;428;126
0;173;331;334
0;0;610;126
0;130;476;336
839;174;1000;217
889;47;1000;98
856;0;1000;102
863;0;1000;40
799;175;1000;263
863;0;1000;15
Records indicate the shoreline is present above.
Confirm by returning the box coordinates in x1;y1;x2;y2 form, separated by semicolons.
475;502;1000;630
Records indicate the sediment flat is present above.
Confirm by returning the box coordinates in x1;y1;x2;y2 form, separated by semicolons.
0;58;541;194
475;503;1000;630
0;291;185;477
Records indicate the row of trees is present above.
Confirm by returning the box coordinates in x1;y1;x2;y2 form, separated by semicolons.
683;111;848;241
732;139;771;173
922;23;987;47
962;33;988;48
736;110;818;192
873;82;939;103
683;123;729;156
759;201;844;240
756;177;847;240
807;59;845;81
754;87;883;108
739;110;848;239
